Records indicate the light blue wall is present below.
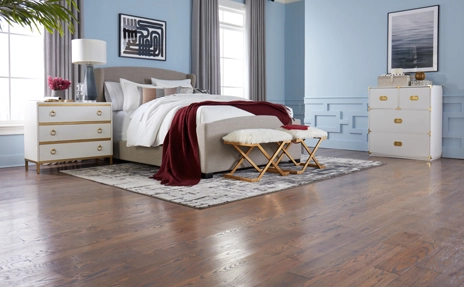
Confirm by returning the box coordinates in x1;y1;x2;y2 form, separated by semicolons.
266;1;286;105
285;1;305;122
83;0;191;73
305;0;464;158
0;135;25;167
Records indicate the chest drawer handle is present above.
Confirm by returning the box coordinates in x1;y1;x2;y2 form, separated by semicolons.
97;110;102;116
49;110;56;117
393;141;403;147
97;128;103;134
50;148;57;155
50;129;57;136
97;145;103;151
379;96;388;101
394;118;403;124
410;95;419;101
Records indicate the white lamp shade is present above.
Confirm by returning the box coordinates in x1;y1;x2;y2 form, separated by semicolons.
72;39;107;65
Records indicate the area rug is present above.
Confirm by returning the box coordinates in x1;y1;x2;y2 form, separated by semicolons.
61;156;384;209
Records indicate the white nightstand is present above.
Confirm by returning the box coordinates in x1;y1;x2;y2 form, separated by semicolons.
24;101;113;173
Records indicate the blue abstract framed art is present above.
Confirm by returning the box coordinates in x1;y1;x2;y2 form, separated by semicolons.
119;13;166;61
387;5;439;73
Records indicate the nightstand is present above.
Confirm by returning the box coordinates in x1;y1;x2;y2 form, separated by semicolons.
24;101;113;173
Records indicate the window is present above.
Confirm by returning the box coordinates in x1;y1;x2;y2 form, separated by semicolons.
219;0;247;99
0;24;44;134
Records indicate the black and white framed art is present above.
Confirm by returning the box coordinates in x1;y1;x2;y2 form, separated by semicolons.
388;5;439;73
119;13;166;61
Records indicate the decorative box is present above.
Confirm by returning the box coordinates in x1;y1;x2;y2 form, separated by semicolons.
378;75;410;87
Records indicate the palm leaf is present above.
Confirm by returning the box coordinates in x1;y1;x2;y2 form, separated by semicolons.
0;0;78;36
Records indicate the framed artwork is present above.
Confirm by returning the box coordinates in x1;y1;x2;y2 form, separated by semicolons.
119;13;166;61
387;5;439;73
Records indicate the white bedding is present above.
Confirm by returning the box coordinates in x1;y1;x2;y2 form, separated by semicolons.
126;94;254;147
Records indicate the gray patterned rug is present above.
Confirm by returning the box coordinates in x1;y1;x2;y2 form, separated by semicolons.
61;156;384;209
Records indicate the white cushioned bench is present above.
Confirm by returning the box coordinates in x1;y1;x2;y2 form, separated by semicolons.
222;129;292;182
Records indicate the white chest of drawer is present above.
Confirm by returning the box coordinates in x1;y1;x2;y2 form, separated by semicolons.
368;86;442;161
24;101;113;173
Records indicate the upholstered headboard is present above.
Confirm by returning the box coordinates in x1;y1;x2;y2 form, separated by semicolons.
94;66;197;102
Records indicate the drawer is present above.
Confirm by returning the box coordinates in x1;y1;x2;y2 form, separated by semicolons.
38;105;111;123
369;88;398;109
369;110;430;134
369;132;431;160
399;87;430;110
39;124;112;142
39;140;112;161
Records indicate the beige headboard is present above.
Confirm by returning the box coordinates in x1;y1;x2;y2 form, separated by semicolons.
94;66;197;102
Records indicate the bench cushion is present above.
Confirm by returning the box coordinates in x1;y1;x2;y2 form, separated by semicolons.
223;129;292;144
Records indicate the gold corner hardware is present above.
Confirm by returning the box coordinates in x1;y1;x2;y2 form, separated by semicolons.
429;107;432;112
428;131;432;137
396;86;401;89
393;141;403;147
368;129;371;134
379;96;388;101
394;118;403;124
410;95;419;101
368;151;371;154
368;106;371;111
396;107;401;110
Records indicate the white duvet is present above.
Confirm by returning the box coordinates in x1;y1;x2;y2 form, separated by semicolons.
126;94;255;147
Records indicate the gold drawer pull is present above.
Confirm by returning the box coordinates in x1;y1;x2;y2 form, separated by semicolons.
50;148;57;155
379;96;388;101
97;145;103;151
49;110;56;117
97;128;103;134
50;129;56;136
394;118;403;124
394;141;402;147
410;95;419;101
97;110;102;116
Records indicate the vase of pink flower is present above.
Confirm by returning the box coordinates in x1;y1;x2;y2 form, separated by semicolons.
48;76;71;99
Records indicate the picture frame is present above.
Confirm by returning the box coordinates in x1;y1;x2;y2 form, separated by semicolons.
119;13;166;61
387;5;439;73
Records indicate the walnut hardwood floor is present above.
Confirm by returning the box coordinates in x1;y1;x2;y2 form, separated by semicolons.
1;149;464;286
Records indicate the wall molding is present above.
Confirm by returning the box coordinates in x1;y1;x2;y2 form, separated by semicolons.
274;0;302;4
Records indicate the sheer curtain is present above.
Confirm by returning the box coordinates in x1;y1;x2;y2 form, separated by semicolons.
246;0;266;101
191;0;221;94
44;0;83;100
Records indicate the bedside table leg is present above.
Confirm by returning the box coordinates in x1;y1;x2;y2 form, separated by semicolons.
25;160;28;171
110;157;113;165
36;163;40;174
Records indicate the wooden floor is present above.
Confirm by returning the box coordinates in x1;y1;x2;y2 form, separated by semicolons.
1;149;464;286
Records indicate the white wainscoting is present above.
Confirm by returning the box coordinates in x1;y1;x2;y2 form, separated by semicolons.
304;97;368;151
443;96;464;159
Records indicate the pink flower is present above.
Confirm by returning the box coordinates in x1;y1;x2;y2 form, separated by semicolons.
47;76;71;91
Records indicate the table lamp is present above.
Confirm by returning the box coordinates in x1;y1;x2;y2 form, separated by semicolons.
71;39;107;101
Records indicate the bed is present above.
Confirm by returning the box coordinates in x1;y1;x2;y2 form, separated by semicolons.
94;66;300;178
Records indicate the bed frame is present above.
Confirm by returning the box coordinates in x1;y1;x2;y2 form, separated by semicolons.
94;66;300;178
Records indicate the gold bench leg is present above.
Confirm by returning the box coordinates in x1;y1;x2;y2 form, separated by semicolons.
276;137;326;174
224;140;290;182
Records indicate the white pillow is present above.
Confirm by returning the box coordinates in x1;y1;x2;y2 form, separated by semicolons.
120;78;154;111
104;81;124;111
151;77;192;88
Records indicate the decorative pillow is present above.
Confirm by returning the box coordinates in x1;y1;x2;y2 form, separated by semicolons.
104;81;124;111
179;87;194;94
139;86;181;104
150;77;193;88
119;78;154;111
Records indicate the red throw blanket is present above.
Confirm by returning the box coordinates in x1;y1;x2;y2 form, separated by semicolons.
153;100;292;186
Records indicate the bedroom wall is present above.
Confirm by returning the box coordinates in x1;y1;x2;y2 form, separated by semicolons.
305;0;464;158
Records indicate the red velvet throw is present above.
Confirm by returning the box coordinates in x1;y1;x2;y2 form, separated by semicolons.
281;124;309;130
153;100;292;186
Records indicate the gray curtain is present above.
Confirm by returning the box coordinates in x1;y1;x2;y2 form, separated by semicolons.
246;0;266;101
191;0;221;94
44;0;83;100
